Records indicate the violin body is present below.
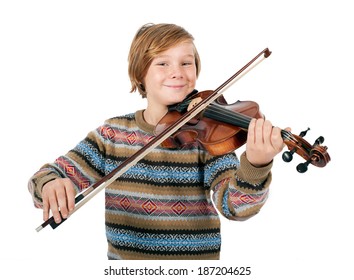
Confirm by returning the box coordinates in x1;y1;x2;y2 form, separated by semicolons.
155;90;263;156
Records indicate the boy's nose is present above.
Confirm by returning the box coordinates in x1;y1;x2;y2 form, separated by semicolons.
170;66;184;78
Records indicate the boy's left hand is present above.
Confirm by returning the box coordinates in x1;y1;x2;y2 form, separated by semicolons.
246;118;285;167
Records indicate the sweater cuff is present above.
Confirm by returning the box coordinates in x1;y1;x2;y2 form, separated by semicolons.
235;152;272;185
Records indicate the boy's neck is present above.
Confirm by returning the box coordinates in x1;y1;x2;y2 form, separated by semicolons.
143;107;168;126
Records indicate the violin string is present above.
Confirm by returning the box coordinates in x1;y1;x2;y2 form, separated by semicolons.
205;104;252;129
281;130;297;142
205;103;298;143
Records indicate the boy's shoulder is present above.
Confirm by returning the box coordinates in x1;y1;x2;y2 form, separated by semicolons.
103;112;136;126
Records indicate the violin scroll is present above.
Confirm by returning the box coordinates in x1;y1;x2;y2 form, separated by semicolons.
282;128;330;173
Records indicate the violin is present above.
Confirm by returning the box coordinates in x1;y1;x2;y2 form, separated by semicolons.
35;48;330;232
155;89;330;173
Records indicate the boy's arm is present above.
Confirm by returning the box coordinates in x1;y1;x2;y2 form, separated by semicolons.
211;152;272;220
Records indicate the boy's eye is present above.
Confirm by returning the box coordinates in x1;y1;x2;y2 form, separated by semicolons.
155;61;194;66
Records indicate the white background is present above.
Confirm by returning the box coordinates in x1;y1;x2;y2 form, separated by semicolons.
1;1;352;279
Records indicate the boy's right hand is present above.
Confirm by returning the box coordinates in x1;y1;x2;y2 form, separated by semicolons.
42;178;76;223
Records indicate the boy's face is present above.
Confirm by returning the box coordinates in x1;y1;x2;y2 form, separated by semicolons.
144;42;197;107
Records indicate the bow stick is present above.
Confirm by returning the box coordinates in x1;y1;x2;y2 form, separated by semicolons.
36;48;271;231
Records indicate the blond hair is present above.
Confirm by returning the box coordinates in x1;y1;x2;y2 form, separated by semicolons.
128;23;201;98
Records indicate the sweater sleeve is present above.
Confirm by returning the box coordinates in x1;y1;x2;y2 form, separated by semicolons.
28;126;107;209
209;151;272;221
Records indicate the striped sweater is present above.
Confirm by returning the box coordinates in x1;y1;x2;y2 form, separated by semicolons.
28;110;272;260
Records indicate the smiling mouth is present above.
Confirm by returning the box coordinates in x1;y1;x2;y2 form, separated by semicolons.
166;85;185;89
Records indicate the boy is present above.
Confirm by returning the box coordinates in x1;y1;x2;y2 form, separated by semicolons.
29;23;284;259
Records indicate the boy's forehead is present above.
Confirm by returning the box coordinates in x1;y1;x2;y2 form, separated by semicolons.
155;52;195;58
157;42;196;56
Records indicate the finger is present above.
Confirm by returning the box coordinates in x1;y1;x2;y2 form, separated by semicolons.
254;118;265;145
42;195;50;222
247;118;256;144
63;179;76;213
271;126;284;151
56;186;69;219
48;192;61;223
262;120;273;146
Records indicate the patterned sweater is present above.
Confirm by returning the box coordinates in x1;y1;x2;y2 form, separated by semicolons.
28;110;272;260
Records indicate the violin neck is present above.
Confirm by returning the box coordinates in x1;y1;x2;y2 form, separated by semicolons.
203;103;251;130
204;103;289;139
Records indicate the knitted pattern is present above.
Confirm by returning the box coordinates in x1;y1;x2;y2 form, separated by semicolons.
29;110;271;260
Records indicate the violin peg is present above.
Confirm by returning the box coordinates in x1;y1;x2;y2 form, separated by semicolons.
314;136;324;146
282;151;293;162
299;127;310;138
282;148;296;163
296;159;311;173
